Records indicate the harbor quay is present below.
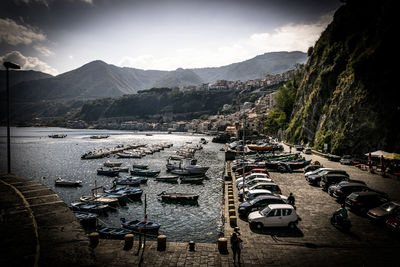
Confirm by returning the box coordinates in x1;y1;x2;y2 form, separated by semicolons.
1;145;400;266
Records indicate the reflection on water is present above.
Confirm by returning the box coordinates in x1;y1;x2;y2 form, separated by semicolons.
0;127;225;242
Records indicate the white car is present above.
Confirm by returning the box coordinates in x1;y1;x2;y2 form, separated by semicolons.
236;173;270;187
304;168;333;178
238;182;282;199
248;204;299;229
237;178;274;190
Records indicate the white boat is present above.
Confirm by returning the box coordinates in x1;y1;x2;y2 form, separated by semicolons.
104;161;123;167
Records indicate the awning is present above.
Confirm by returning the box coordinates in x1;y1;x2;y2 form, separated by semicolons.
383;153;400;161
364;150;390;157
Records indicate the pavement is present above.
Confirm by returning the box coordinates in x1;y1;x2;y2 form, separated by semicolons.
1;146;400;266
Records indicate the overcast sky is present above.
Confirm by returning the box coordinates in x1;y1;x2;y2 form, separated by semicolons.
0;0;342;75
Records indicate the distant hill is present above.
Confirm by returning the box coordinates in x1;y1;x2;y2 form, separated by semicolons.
152;68;204;88
10;51;307;101
192;51;307;82
0;70;52;91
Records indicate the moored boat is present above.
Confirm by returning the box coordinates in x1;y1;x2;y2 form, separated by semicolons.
155;175;179;182
104;161;123;167
104;187;143;199
70;202;109;214
121;218;161;233
73;211;98;228
130;169;160;177
97;227;133;239
55;177;82;187
132;164;148;169
113;177;143;186
97;167;119;176
159;191;199;202
180;176;204;183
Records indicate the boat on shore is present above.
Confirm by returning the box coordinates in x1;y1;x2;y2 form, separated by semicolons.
155;175;179;183
180;176;204;184
132;164;148;169
121;218;161;233
55;177;82;187
247;144;273;151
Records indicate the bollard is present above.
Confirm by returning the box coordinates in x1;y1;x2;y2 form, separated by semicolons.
89;232;99;248
229;209;236;216
189;241;195;251
124;234;134;250
218;237;228;254
157;235;167;251
229;215;237;226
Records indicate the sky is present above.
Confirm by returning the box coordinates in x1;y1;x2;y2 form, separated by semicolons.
0;0;342;76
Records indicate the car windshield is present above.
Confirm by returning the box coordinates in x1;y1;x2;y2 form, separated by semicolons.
381;202;398;211
261;207;271;216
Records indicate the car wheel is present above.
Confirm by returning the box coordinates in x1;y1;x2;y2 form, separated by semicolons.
288;222;296;229
255;222;263;230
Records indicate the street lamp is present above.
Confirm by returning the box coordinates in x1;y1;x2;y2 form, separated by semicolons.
3;61;21;174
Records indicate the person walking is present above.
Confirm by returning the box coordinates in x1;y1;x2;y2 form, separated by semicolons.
288;192;295;206
230;232;242;265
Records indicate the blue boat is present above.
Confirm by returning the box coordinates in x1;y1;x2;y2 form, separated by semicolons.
121;218;161;233
104;187;143;199
97;167;119;176
132;164;148;169
73;211;98;228
70;202;109;214
130;169;160;177
113;177;146;186
97;227;133;239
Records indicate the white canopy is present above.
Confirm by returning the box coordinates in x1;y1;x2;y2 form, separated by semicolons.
365;150;390;157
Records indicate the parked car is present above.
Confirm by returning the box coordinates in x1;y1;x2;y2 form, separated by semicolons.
304;168;333;178
367;201;400;222
327;179;366;196
340;155;354;165
294;145;304;151
303;164;323;173
244;189;273;202
332;183;370;202
237;178;274;190
304;148;312;154
307;169;349;186
235;173;271;187
345;191;389;214
385;214;400;234
243;168;269;177
239;183;282;200
320;174;350;191
248;204;299;229
238;195;286;217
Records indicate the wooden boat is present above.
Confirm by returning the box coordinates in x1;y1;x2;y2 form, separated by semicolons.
113;177;143;186
132;164;148;169
97;227;133;239
155;176;179;182
159;191;199;202
130;169;160;177
70;202;109;214
171;169;190;175
73;211;98;228
55;177;82;187
247;144;273;151
121;218;161;233
104;161;122;167
180;176;204;183
97;167;119;176
112;166;129;172
104;187;143;199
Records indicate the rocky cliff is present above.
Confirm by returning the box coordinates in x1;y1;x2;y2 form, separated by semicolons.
285;0;398;155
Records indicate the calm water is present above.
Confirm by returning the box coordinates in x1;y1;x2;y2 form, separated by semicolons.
0;127;225;243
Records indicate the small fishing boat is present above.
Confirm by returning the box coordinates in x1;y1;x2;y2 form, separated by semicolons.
132;164;148;169
130;169;160;177
180;176;204;183
80;194;120;206
90;134;110;139
184;165;209;175
159;191;199;202
155;175;179;183
171;169;190;175
104;161;122;167
48;133;67;138
97;227;133;239
247;144;273;151
97;167;119;176
55;177;82;187
70;202;109;214
113;177;146;186
121;218;161;233
104;187;143;199
117;152;142;158
112;166;129;172
73;211;98;228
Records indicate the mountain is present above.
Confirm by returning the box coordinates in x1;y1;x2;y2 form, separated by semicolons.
152;68;204;88
0;70;52;90
192;51;307;82
10;51;306;101
284;0;398;155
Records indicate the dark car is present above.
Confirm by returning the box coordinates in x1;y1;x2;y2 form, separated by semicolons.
239;182;282;200
238;195;286;217
327;179;366;196
307;169;349;186
367;201;400;222
332;183;369;202
385;214;400;234
320;174;350;191
346;191;389;214
303;165;323;173
340;155;354;165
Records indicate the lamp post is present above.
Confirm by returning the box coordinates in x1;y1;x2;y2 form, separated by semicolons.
3;61;21;174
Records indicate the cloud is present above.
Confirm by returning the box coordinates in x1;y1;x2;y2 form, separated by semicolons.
1;51;58;75
0;18;46;46
118;12;333;70
14;0;93;6
33;45;54;56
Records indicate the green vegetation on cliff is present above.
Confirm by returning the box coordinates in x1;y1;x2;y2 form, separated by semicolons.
284;0;398;155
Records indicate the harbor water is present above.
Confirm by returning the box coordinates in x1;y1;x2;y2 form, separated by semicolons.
0;127;225;242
